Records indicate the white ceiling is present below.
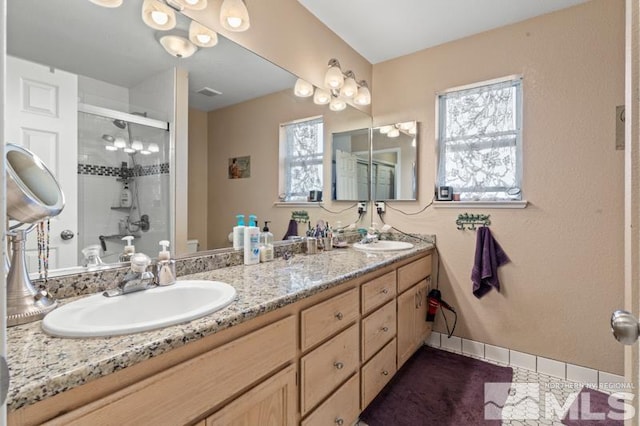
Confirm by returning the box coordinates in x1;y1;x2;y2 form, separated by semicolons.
297;0;590;64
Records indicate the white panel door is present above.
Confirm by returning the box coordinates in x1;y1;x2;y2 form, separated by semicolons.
336;149;358;200
5;56;78;271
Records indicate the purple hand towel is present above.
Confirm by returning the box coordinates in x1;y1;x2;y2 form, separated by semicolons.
471;227;510;298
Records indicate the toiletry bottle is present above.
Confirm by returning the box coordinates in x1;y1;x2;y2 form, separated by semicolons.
244;214;260;265
233;214;245;250
119;235;135;262
120;182;132;208
259;221;274;262
156;240;176;286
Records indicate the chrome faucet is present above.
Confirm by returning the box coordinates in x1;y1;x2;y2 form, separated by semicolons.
103;253;155;297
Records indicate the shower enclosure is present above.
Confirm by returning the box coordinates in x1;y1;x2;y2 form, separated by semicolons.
77;104;171;265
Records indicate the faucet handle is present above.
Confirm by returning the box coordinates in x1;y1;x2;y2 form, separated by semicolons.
130;253;151;273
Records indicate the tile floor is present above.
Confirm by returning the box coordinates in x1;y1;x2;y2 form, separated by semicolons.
356;347;616;426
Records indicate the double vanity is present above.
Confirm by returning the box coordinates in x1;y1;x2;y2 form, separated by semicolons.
7;238;434;425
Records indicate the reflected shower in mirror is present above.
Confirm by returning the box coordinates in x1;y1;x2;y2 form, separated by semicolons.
371;121;418;201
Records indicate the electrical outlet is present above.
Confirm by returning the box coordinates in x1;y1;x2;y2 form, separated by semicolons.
357;201;367;214
375;201;385;214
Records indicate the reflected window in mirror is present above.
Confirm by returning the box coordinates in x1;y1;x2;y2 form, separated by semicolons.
371;121;418;201
279;116;324;202
437;76;522;201
332;128;370;201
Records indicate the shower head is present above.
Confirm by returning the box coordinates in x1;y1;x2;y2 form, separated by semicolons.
113;119;127;129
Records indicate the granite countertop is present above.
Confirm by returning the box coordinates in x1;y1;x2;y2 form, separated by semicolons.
7;242;433;411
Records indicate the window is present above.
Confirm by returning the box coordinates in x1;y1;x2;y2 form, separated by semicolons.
279;116;324;202
437;76;522;201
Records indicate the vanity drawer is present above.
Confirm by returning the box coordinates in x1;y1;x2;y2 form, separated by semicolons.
361;300;396;362
301;373;359;426
361;271;396;315
301;323;359;415
361;338;397;410
301;288;358;351
397;255;432;294
60;316;296;425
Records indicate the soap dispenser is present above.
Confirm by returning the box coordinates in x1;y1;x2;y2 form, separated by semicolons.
119;235;135;262
233;214;245;250
244;214;260;265
259;221;274;262
156;240;176;286
120;182;132;208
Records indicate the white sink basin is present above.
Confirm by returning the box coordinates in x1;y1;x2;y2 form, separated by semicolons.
42;280;236;338
352;241;414;252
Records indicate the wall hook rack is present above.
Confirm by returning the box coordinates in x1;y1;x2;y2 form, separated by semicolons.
456;213;491;230
291;210;309;223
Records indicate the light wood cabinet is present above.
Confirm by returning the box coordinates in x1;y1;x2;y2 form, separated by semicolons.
206;365;297;426
361;338;397;409
361;300;396;362
361;271;396;315
301;288;359;351
300;373;359;426
397;278;433;368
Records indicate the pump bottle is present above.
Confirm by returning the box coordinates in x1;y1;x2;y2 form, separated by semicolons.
233;214;245;250
244;214;260;265
259;221;274;262
156;240;176;286
119;235;135;262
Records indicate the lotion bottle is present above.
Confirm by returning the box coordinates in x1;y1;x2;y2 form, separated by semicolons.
156;240;176;286
233;214;245;250
244;214;260;265
120;182;132;208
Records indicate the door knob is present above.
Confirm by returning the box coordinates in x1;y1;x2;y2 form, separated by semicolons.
60;229;75;240
611;310;640;345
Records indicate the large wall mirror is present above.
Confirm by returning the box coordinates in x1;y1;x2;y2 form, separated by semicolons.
332;121;418;202
6;0;371;277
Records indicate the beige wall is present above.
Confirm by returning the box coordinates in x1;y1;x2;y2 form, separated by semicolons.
188;108;209;249
372;0;625;373
207;90;371;249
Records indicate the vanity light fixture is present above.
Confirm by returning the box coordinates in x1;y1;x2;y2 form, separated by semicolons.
379;125;393;134
387;128;400;138
123;147;136;154
148;143;160;153
89;0;123;7
340;71;358;99
114;137;127;149
220;0;251;32
142;0;177;31
329;97;347;112
353;81;371;106
159;33;198;58
294;79;314;97
324;59;344;90
140;150;152;155
189;20;218;47
173;0;208;10
313;88;331;105
131;140;144;151
105;144;118;151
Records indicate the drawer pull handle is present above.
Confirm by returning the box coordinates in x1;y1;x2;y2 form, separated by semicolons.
335;312;344;320
381;326;389;332
382;288;389;294
382;370;389;376
334;361;344;370
335;418;344;425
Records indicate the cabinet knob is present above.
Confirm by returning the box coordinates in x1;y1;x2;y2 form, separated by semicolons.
334;361;344;370
335;312;344;320
381;326;389;332
382;288;389;294
335;418;344;425
382;370;389;376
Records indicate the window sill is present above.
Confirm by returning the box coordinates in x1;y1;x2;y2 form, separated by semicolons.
433;200;528;209
273;201;324;208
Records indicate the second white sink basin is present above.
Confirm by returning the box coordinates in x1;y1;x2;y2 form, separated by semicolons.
42;280;236;338
353;240;414;252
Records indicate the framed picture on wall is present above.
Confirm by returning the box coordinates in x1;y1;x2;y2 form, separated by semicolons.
228;156;251;179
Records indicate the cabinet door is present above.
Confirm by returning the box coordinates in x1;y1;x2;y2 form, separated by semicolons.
206;365;297;426
397;288;417;368
416;278;432;343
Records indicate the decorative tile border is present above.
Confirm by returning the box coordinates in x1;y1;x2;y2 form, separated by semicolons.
77;162;170;177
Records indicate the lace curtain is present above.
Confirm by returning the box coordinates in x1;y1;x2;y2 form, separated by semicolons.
283;117;324;201
438;78;522;201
